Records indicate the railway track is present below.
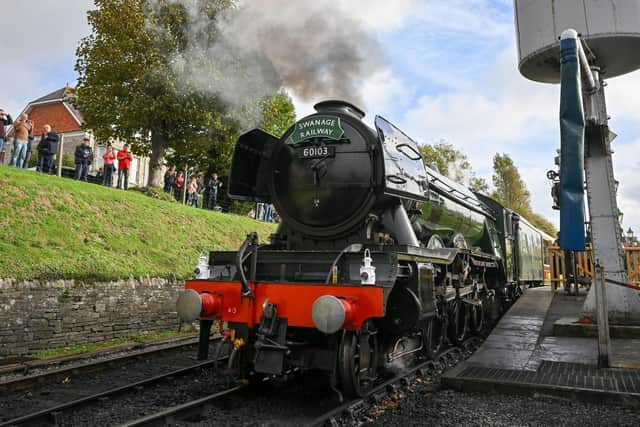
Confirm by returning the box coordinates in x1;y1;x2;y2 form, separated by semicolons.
113;336;484;427
308;337;484;427
0;357;225;427
0;336;200;392
2;331;486;426
118;385;246;427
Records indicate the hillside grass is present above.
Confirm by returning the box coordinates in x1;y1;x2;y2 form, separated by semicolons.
0;165;276;281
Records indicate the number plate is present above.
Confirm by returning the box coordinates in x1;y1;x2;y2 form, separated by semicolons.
298;146;336;159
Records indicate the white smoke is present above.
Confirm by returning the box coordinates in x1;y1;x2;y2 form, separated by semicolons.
147;0;384;123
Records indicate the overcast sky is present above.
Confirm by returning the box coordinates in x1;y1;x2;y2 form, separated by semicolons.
1;0;639;233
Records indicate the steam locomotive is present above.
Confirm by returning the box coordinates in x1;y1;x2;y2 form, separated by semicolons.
176;100;551;397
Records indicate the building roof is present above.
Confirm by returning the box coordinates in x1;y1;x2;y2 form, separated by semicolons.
7;85;85;136
31;87;68;104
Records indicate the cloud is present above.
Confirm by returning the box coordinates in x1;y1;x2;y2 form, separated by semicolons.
335;0;415;32
611;137;640;233
0;0;93;115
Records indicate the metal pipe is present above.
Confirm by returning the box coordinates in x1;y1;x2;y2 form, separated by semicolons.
561;29;597;93
558;28;587;251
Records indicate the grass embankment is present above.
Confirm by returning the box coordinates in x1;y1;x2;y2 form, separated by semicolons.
0;165;276;281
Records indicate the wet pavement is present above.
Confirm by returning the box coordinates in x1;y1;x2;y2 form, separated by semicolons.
442;286;640;404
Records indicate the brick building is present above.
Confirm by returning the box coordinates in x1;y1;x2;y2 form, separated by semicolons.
2;86;150;187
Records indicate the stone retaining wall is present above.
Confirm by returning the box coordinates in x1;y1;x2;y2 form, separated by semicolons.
0;278;183;357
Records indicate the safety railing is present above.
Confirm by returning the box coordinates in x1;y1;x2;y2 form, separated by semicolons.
547;244;640;290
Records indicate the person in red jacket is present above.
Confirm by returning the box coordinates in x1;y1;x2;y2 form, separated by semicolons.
116;144;133;190
173;171;185;202
102;144;116;187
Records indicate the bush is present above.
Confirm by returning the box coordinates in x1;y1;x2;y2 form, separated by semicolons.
62;154;75;168
130;186;176;202
28;151;38;168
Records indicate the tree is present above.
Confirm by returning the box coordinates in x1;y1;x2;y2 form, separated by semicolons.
166;91;296;174
420;140;489;193
527;212;557;237
258;92;296;138
491;153;557;236
75;0;235;187
491;153;531;214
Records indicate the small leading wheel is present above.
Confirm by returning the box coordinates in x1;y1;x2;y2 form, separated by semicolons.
422;314;445;359
338;324;379;397
447;299;467;346
468;302;484;335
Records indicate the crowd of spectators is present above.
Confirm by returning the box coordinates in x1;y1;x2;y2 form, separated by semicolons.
162;166;223;210
1;107;277;221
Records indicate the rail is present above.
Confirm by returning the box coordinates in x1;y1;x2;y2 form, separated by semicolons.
0;357;224;427
118;385;245;426
0;336;199;392
547;244;640;290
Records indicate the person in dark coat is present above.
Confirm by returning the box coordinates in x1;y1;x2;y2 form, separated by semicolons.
74;137;93;181
206;172;223;210
36;125;59;173
163;165;176;194
96;167;105;185
0;109;13;158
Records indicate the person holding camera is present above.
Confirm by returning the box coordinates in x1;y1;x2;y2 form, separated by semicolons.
116;144;133;190
10;114;33;168
0;109;13;158
74;136;93;181
102;144;116;187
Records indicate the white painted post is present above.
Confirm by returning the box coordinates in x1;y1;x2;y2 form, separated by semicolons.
57;134;64;177
594;264;611;368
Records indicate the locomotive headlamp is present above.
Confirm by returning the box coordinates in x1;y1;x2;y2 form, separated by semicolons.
360;249;376;285
176;289;221;322
311;295;355;334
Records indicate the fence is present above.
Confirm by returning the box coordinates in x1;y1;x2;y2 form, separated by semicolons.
547;244;640;290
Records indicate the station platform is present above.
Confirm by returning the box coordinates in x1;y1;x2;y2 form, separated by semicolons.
443;286;640;406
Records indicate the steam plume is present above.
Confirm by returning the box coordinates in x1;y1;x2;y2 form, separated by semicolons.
148;0;384;116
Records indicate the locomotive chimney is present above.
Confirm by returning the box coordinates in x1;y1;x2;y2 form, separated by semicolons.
314;100;365;120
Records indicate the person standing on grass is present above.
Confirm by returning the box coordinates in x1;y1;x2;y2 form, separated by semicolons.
206;172;223;210
23;132;34;169
36;127;51;172
102;144;116;187
163;165;176;194
187;176;199;208
173;171;185;202
10;114;33;168
74;136;93;181
37;125;59;173
116;144;132;190
0;109;13;158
